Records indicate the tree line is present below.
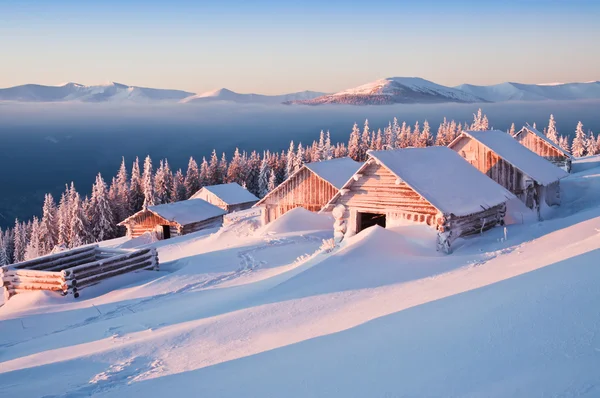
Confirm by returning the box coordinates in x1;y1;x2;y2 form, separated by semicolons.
0;110;595;265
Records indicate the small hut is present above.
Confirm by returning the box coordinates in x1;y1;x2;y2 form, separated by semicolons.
513;125;572;172
190;182;259;213
254;157;362;224
322;147;515;253
448;130;569;215
118;199;226;239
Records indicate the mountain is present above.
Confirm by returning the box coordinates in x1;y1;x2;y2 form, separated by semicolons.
180;88;326;104
291;77;487;105
455;81;600;102
0;82;194;103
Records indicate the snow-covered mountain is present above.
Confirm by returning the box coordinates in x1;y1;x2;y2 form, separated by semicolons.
180;88;326;104
0;82;194;103
455;81;600;102
292;77;487;105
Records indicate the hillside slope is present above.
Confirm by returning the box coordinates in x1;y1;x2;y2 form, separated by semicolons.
1;168;600;397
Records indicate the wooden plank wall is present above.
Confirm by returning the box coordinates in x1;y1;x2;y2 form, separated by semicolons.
515;131;566;161
194;190;228;212
451;136;526;194
262;168;338;223
182;215;224;234
336;161;439;231
124;211;177;238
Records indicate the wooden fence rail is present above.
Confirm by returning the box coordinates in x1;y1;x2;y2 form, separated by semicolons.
2;246;159;301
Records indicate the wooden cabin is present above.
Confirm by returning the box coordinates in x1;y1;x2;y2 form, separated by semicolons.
322;147;515;253
254;157;362;224
190;182;259;213
513;125;572;172
449;130;569;216
118;199;226;239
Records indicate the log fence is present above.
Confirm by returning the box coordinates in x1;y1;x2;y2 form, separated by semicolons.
2;245;159;301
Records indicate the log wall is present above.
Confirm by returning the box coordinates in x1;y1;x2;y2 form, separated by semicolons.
451;136;528;195
2;246;159;301
260;168;339;223
123;210;179;238
515;130;571;172
181;215;224;234
334;161;440;236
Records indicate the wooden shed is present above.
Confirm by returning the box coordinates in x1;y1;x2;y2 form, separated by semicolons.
190;182;259;213
254;157;362;224
449;130;569;216
118;199;226;239
513;125;572;172
322;147;515;253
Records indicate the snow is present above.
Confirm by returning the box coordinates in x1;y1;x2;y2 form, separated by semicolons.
365;147;515;216
260;207;334;235
304;157;363;189
146;198;226;226
455;81;600;102
2;165;600;397
514;125;572;158
179;88;326;104
462;130;569;185
190;183;258;205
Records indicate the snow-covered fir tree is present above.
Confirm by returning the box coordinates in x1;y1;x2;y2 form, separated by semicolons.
154;159;172;204
470;109;489;131
114;157;130;219
69;190;88;249
294;143;305;173
392;117;400;149
559;135;570;154
585;132;598;156
219;153;228;184
325;131;333;160
546;115;558;144
0;231;9;266
57;190;71;247
285;141;295;179
25;217;41;261
199;157;209;188
13;220;26;263
421;120;433;147
258;157;271;198
142;155;155;207
348;123;360;161
205;150;219;186
90;173;114;242
571;121;587;157
129;157;145;213
268;168;277;192
38;193;58;255
185;156;201;197
227;148;245;185
245;151;261;196
172;169;187;202
359;119;370;161
509;123;516;136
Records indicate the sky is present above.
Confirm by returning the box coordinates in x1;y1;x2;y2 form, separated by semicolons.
1;0;600;95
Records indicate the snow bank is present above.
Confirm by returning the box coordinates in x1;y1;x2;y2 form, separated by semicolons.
260;207;333;235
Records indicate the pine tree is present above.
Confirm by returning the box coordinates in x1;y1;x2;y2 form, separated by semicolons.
25;216;41;260
325;131;333;160
227;148;244;184
348;123;361;161
421;120;433;147
199;157;209;188
57;190;71;247
154;160;169;204
184;156;200;197
412;121;422;147
129;157;145;212
268;169;277;192
359;119;370;161
115;157;130;220
571;121;587;157
374;129;383;150
206;150;220;185
435;121;446;146
317;130;326;162
219;153;228;184
392;117;400;149
142;155;155;207
245;151;261;196
172;169;187;202
509;123;516;136
585;132;597;156
285;141;295;179
13;219;26;263
39;193;58;255
546;115;558;144
471;108;483;130
69;191;88;248
295;143;305;172
559;135;570;154
90;173;114;241
258;157;271;198
481;115;489;131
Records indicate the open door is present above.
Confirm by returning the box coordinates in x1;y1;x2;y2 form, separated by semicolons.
357;212;386;233
161;225;171;240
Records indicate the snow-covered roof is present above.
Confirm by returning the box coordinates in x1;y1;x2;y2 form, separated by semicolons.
190;183;259;205
513;125;572;159
304;157;363;189
120;199;226;226
459;130;569;185
334;147;515;217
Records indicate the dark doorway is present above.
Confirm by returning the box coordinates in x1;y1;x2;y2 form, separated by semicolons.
357;212;386;233
161;225;171;240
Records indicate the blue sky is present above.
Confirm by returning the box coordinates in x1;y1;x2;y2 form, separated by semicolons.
1;0;599;94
